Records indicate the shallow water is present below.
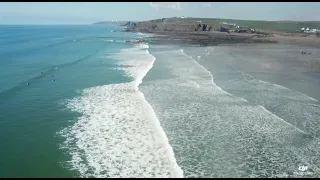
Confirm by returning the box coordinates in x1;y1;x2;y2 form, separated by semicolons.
2;24;320;178
140;44;320;178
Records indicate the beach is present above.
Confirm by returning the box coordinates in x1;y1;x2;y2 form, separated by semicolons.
121;18;320;177
138;41;320;177
1;21;320;178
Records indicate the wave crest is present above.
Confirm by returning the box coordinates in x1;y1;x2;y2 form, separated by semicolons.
58;43;183;178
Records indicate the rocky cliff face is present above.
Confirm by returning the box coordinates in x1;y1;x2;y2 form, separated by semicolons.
123;21;137;29
194;24;213;31
124;18;219;33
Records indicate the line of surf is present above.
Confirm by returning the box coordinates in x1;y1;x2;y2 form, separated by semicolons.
120;43;184;177
58;43;183;178
236;69;319;102
228;51;319;102
136;47;184;178
180;48;313;137
234;69;320;138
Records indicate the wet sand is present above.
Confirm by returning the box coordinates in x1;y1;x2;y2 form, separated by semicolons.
185;43;320;101
140;43;320;178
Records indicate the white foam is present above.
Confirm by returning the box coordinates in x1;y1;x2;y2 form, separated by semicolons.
308;96;319;102
237;69;319;102
140;46;320;177
105;40;128;43
178;49;233;96
115;40;126;43
177;79;200;88
258;105;309;135
271;83;287;90
58;43;183;178
192;81;200;88
179;48;318;134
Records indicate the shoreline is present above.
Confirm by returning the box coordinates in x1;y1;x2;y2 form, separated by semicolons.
122;25;320;73
121;17;320;48
139;43;320;178
127;31;276;46
128;30;320;48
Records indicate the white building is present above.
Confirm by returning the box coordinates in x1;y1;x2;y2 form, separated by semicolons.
300;27;320;33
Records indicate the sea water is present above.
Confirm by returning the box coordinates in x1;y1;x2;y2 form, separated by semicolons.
0;24;182;178
1;24;320;178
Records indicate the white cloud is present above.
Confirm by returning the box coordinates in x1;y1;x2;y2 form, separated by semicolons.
149;2;181;10
201;3;212;8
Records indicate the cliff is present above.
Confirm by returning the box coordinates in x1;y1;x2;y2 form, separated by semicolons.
122;17;320;47
124;18;223;33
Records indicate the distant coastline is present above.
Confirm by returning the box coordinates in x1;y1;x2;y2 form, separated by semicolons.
92;21;128;25
103;17;320;47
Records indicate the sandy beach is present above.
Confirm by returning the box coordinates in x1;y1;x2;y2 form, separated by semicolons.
124;18;320;177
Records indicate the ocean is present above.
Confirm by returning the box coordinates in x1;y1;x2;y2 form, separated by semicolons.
141;44;320;178
1;24;320;178
0;24;175;178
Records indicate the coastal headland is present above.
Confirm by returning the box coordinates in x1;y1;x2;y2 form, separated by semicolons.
117;17;320;47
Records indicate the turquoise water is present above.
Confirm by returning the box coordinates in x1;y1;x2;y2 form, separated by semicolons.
0;24;138;177
2;24;320;178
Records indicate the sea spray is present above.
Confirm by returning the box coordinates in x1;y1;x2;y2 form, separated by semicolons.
58;43;183;178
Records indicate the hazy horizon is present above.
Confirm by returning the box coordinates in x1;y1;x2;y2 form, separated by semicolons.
2;17;320;26
0;2;320;25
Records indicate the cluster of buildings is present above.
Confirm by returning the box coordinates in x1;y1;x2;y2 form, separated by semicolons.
220;22;259;33
220;22;239;28
220;22;251;30
299;27;320;34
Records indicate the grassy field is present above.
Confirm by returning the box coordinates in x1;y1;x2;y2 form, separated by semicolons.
189;18;320;33
146;17;320;33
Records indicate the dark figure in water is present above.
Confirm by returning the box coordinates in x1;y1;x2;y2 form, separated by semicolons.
302;51;312;55
52;79;55;82
27;82;30;85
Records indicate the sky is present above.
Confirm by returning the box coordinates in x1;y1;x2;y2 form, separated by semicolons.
0;2;320;24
